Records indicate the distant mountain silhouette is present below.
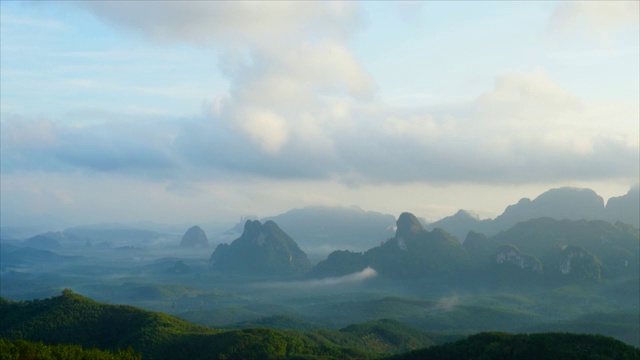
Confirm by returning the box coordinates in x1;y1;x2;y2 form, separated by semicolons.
209;220;312;276
222;206;396;256
365;213;470;278
23;233;64;250
21;226;165;249
179;225;209;248
310;215;638;284
487;217;639;280
427;186;639;242
0;243;82;267
312;213;469;279
605;186;640;228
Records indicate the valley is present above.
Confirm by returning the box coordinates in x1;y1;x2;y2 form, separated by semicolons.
1;187;639;358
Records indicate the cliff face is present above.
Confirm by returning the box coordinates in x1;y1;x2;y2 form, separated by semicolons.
209;220;311;276
558;246;601;279
495;244;543;273
606;187;640;228
363;213;470;278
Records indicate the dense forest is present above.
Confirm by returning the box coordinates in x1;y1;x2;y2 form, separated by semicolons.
1;291;638;360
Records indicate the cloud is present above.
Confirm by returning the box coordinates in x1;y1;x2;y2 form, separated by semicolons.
76;1;374;157
3;68;637;187
548;1;639;40
1;114;177;176
77;2;362;47
3;3;637;189
255;267;378;289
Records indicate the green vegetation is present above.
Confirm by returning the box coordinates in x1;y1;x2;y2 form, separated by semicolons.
2;290;639;359
0;338;141;360
0;290;219;359
387;332;640;360
489;218;639;279
0;291;388;359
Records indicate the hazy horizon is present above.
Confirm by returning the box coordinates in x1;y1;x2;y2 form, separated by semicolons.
1;1;638;229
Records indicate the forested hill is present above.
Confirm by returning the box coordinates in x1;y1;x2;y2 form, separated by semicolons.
0;290;417;359
2;291;639;359
386;332;640;360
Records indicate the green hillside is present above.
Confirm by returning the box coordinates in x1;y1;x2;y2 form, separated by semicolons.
488;218;639;279
386;332;640;360
2;290;638;359
0;338;141;360
0;291;422;359
0;289;218;359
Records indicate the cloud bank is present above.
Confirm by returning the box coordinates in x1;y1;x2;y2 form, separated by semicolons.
1;1;638;226
3;68;637;185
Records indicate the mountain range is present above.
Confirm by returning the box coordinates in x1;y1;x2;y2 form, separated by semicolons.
209;208;638;287
426;186;639;241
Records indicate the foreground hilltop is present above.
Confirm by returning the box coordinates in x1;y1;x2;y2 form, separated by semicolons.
2;291;638;360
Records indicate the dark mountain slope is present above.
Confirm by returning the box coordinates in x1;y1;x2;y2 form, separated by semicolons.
488;218;639;279
606;186;640;228
0;289;218;359
386;332;640;360
179;225;209;248
313;213;469;279
209;220;312;276
426;186;639;242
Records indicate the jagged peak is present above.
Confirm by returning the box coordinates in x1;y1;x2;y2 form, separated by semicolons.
395;212;424;239
454;209;480;220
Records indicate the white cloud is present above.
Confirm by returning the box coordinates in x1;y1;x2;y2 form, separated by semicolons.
548;1;639;40
78;2;362;47
4;68;637;186
237;109;289;154
255;266;378;288
76;2;374;156
2;2;638;228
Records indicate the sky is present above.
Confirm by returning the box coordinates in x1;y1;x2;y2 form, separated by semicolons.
1;1;639;229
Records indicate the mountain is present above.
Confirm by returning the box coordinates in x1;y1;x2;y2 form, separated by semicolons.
365;213;470;278
386;332;640;360
310;214;638;286
487;218;639;280
20;226;168;249
0;338;141;360
253;206;396;256
0;289;218;359
606;186;640;228
426;186;639;242
0;243;83;268
0;290;436;359
307;250;368;279
312;213;469;279
22;233;64;250
209;220;312;276
426;210;491;243
495;187;606;227
179;225;209;248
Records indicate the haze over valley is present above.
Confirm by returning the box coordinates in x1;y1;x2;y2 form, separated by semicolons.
1;1;638;359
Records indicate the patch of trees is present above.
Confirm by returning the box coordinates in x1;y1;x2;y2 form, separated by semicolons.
387;332;640;360
0;338;141;360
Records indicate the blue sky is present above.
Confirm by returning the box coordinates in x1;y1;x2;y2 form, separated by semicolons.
1;1;638;228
